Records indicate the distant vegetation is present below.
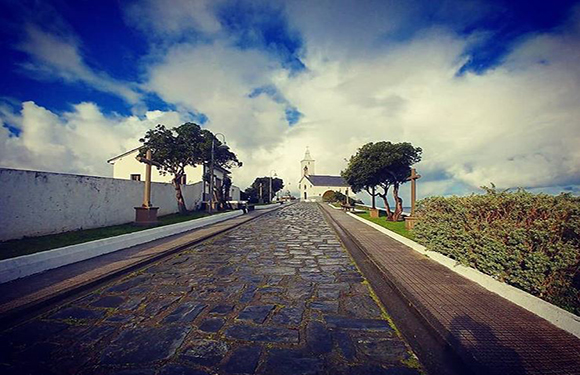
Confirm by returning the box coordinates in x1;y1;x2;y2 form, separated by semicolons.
244;177;284;203
414;187;580;314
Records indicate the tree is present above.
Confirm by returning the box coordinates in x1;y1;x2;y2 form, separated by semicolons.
342;141;422;221
387;142;422;220
139;122;241;214
341;142;383;209
199;129;242;171
244;177;284;203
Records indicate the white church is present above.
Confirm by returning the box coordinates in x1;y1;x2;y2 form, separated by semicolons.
298;148;352;202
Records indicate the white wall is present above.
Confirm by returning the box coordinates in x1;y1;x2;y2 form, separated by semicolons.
230;185;241;201
299;180;351;201
0;168;204;241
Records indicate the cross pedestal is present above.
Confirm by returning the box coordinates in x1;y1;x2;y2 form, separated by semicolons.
404;168;421;230
134;206;159;226
134;149;160;226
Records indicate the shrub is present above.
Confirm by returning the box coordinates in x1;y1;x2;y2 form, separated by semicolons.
414;188;580;315
323;191;361;205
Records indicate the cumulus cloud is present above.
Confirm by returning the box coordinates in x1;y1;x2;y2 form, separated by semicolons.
0;101;187;176
269;26;580;200
2;1;579;204
146;40;292;152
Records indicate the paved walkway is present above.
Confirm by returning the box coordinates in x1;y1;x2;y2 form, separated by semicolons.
0;203;423;375
321;204;580;375
0;207;281;322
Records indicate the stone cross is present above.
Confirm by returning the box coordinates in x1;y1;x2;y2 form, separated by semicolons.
406;168;421;216
136;149;156;207
134;149;161;226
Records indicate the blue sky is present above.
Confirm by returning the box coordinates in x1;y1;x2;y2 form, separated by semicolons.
1;0;579;201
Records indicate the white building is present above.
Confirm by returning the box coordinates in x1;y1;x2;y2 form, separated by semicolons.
298;148;351;202
107;147;241;207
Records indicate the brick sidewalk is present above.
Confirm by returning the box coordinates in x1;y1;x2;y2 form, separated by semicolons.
0;205;285;324
320;204;580;375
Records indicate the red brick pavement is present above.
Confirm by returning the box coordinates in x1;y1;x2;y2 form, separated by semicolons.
321;204;580;375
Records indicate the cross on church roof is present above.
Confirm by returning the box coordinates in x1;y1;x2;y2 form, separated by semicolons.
302;146;314;161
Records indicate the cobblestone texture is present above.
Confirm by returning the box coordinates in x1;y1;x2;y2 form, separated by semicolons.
1;203;422;375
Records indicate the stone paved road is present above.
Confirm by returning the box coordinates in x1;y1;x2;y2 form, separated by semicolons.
1;203;423;375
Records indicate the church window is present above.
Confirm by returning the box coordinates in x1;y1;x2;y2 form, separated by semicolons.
130;174;141;181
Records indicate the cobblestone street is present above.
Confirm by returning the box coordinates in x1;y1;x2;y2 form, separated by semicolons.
1;203;422;375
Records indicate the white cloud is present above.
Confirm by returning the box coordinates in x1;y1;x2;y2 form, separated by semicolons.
146;40;292;159
0;101;187;176
3;2;579;202
135;16;580;197
17;25;140;104
123;0;224;37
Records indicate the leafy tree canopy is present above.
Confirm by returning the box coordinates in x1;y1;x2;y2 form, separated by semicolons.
139;123;205;179
139;122;241;214
342;141;422;220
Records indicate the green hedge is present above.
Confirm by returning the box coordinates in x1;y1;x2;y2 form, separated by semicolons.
414;188;580;315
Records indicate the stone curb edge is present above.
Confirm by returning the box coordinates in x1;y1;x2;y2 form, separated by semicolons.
0;204;287;328
344;209;580;339
0;210;245;284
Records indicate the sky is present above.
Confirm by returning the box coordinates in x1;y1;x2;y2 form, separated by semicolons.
1;0;579;205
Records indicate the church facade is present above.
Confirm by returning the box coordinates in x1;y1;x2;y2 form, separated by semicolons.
298;149;351;202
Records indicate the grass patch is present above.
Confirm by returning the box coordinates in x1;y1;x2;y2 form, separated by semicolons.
355;211;415;240
0;210;213;260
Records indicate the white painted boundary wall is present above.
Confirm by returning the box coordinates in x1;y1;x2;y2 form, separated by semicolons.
0;210;244;283
344;209;580;339
0;168;204;241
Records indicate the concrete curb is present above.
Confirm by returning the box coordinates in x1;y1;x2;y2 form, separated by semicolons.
254;203;281;210
0;210;244;284
346;211;580;339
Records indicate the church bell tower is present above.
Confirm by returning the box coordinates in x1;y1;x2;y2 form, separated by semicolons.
301;147;315;177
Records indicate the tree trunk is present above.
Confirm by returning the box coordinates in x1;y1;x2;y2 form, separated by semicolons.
365;186;378;209
392;183;403;221
172;177;187;215
378;185;393;221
